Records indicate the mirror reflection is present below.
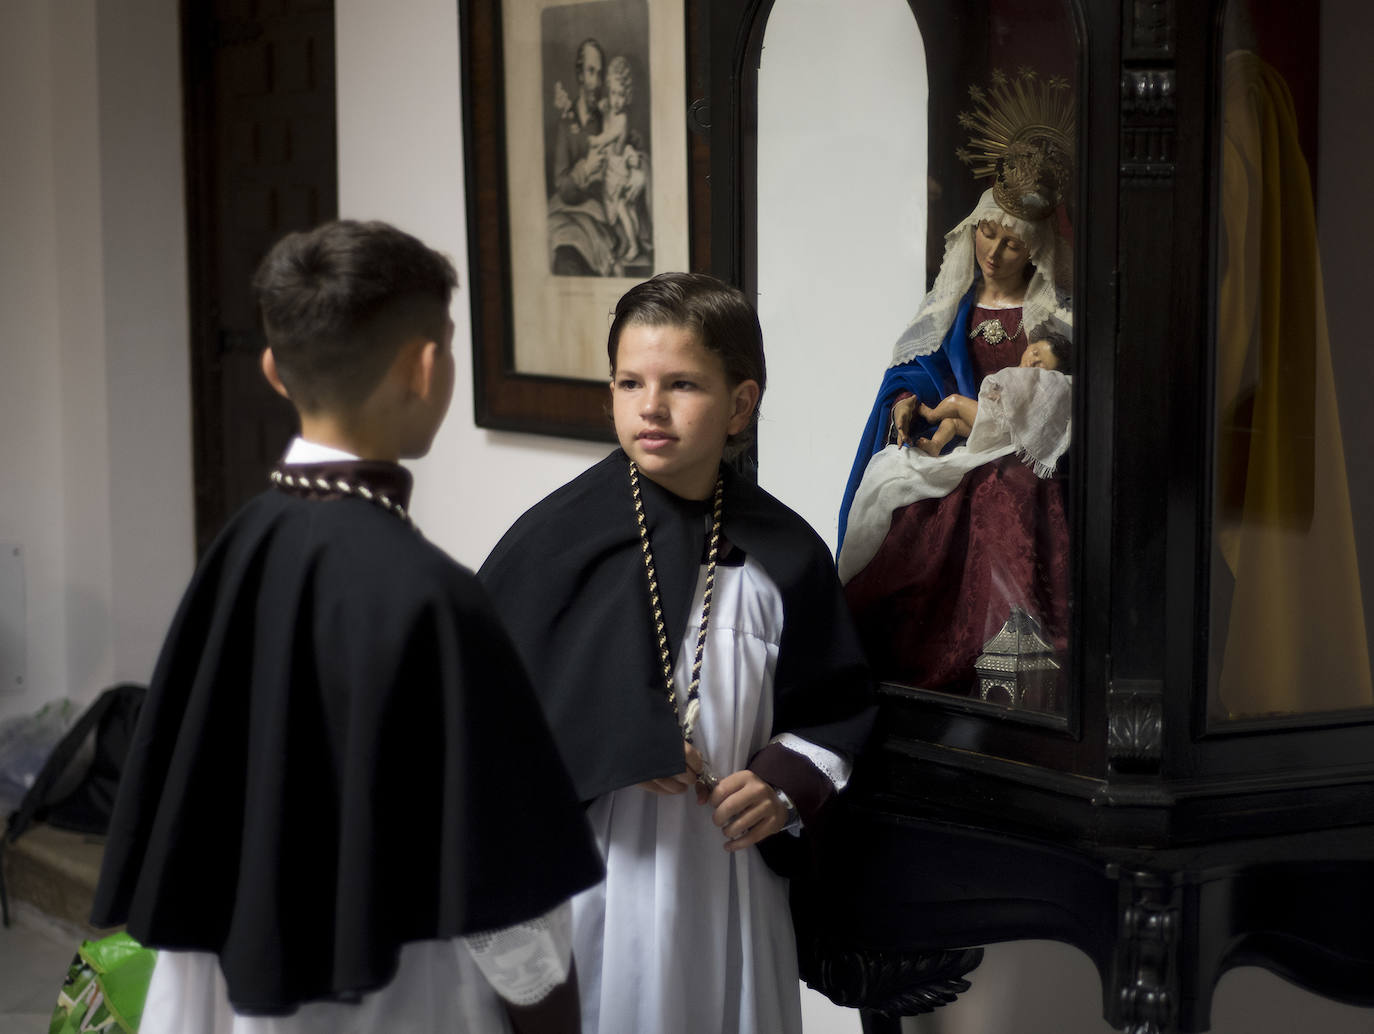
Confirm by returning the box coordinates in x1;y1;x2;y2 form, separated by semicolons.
1209;0;1374;720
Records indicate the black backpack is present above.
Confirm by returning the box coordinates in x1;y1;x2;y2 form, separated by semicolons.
1;682;145;925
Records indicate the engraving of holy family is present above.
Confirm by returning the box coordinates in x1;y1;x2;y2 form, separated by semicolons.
542;0;654;279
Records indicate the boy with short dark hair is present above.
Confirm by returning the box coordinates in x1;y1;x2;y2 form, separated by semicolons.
480;272;874;1033
91;220;601;1034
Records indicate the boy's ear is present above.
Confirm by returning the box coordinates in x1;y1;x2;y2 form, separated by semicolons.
727;379;761;436
261;349;291;399
406;338;441;401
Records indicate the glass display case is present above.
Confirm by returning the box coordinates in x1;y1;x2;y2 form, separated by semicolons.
695;1;1374;1030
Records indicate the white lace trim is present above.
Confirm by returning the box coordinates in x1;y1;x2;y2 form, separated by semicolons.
770;733;852;793
971;367;1073;479
462;901;573;1007
889;188;1073;367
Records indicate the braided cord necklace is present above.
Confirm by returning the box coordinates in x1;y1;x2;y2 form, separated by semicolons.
269;469;416;531
629;460;724;790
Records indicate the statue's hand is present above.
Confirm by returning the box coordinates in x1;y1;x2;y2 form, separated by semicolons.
893;395;919;448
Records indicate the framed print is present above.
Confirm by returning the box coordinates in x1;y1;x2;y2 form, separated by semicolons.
461;0;704;440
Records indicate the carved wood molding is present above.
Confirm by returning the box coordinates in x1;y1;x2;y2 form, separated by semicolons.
1108;680;1165;772
1121;0;1176;177
798;940;984;1017
1120;68;1177;178
1122;69;1175;115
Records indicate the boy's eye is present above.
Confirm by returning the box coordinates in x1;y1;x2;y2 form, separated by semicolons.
615;378;639;390
672;380;697;391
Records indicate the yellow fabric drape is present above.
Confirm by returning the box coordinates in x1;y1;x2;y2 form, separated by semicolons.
1214;50;1372;717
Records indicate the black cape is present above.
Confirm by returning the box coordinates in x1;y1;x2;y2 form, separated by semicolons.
478;450;875;805
91;473;603;1015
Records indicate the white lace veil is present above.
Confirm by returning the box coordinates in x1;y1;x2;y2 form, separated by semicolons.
889;189;1073;368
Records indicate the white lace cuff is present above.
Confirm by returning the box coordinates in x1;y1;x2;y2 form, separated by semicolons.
462;901;573;1006
771;732;852;792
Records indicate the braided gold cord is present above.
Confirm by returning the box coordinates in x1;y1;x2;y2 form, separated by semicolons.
269;469;415;529
689;489;723;692
629;461;723;747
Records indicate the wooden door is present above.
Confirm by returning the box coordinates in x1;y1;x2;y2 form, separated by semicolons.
183;0;338;553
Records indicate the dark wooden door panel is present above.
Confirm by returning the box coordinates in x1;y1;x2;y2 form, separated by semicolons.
185;0;337;553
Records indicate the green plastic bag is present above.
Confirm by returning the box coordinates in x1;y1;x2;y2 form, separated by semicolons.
49;931;157;1034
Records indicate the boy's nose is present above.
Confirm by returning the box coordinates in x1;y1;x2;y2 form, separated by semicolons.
641;389;667;418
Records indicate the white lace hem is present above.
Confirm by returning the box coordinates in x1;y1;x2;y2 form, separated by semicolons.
463;901;573;1006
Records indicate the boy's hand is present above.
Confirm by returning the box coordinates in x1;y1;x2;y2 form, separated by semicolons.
708;771;788;852
637;741;708;797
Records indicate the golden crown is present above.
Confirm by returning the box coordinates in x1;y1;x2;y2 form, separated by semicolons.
955;68;1075;221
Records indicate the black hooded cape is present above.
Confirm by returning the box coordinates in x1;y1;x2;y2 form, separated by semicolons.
90;477;603;1015
478;450;875;806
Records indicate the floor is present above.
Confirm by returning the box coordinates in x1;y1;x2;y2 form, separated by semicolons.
901;939;1374;1034
0;900;860;1033
11;912;1370;1033
0;902;85;1031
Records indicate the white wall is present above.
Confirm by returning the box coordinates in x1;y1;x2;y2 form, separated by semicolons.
756;0;928;549
0;0;68;715
335;0;610;572
51;2;116;713
0;0;192;721
95;1;194;681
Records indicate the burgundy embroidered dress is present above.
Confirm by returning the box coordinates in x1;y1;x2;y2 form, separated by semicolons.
842;306;1070;696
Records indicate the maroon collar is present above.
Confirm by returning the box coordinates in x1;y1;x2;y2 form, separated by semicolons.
269;459;414;513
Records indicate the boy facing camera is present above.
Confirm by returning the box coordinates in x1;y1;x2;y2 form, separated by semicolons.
91;220;601;1034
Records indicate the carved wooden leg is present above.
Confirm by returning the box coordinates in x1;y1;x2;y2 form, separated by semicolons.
1107;867;1183;1034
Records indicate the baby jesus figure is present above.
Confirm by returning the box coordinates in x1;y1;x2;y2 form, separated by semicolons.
585;55;649;271
895;334;1069;455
